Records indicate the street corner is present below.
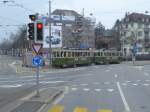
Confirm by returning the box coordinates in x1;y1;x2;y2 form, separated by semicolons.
30;87;64;104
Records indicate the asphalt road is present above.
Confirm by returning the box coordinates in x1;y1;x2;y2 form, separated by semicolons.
1;55;150;112
46;64;150;112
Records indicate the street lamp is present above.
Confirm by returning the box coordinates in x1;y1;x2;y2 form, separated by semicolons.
48;0;52;68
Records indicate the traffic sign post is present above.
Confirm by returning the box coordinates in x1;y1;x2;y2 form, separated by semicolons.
32;56;43;97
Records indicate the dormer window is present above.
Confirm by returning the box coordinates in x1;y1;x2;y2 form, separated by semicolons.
142;18;145;22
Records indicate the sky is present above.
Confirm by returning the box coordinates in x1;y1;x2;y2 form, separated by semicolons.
0;0;150;41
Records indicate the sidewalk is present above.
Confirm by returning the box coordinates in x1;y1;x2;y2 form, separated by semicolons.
10;60;86;74
10;87;64;112
122;60;150;66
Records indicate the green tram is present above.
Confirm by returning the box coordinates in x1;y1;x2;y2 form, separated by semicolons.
52;49;123;68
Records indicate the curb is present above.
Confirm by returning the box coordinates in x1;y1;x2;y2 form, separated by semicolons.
44;90;64;104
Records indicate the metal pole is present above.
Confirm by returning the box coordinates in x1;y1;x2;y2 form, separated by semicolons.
49;0;52;68
36;66;40;97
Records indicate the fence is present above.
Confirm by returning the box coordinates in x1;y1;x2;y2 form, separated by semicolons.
0;49;27;57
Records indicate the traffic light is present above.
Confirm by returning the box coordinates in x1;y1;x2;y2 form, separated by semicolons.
28;23;34;40
29;15;36;21
36;22;43;41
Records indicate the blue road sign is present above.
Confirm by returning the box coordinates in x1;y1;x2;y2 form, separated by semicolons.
32;56;43;67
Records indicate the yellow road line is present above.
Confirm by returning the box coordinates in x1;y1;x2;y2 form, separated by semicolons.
74;107;88;112
48;105;64;112
97;109;112;112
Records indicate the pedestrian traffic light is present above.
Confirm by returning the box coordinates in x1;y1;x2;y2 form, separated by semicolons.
28;23;34;40
29;15;36;21
36;22;43;41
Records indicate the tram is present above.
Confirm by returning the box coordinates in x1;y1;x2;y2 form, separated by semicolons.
52;49;123;67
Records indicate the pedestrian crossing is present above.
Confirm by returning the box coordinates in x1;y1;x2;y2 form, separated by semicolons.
48;105;112;112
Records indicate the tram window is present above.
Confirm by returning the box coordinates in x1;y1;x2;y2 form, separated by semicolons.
109;52;111;56
94;52;96;56
88;52;90;56
104;52;106;56
72;52;75;57
75;52;78;57
117;52;119;56
61;52;64;57
100;52;102;56
77;52;79;57
85;52;87;57
57;52;60;57
64;52;66;57
83;52;86;57
68;52;71;57
53;52;57;57
112;52;115;56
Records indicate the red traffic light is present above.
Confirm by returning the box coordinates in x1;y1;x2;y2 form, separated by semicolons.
37;23;43;29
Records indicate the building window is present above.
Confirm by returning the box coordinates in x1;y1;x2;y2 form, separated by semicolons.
142;18;145;22
125;24;128;28
131;31;134;37
124;32;126;36
131;23;134;27
146;18;149;22
138;31;143;37
138;23;142;28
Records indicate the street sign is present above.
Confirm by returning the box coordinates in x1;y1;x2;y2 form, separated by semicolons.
32;43;43;55
32;56;43;67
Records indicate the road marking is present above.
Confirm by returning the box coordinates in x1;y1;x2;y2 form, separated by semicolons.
71;85;77;87
105;70;110;72
136;80;141;82
93;66;99;69
40;81;65;84
93;82;99;85
114;74;118;78
0;84;22;88
143;84;150;86
144;73;149;76
74;107;88;112
63;86;69;94
20;91;36;101
83;88;90;91
145;80;150;82
80;84;88;86
107;89;114;92
121;83;127;86
117;82;130;112
71;88;78;91
95;89;102;92
48;105;64;112
132;84;138;86
104;82;110;85
125;81;131;83
133;66;144;70
97;109;112;112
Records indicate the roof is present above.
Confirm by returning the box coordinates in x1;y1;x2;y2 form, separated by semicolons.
52;9;81;16
103;30;113;37
123;12;150;23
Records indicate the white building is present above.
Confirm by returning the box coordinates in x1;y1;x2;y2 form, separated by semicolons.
115;13;150;56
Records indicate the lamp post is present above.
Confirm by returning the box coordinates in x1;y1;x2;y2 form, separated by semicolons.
49;0;52;68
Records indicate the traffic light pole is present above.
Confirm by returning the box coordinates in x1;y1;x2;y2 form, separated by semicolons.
49;0;52;68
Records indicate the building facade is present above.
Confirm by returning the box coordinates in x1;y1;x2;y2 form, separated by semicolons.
95;22;120;50
115;13;150;55
52;9;96;49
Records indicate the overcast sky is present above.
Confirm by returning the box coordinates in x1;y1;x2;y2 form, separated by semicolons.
0;0;150;41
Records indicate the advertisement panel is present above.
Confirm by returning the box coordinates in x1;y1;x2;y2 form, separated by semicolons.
43;25;62;48
62;16;75;21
